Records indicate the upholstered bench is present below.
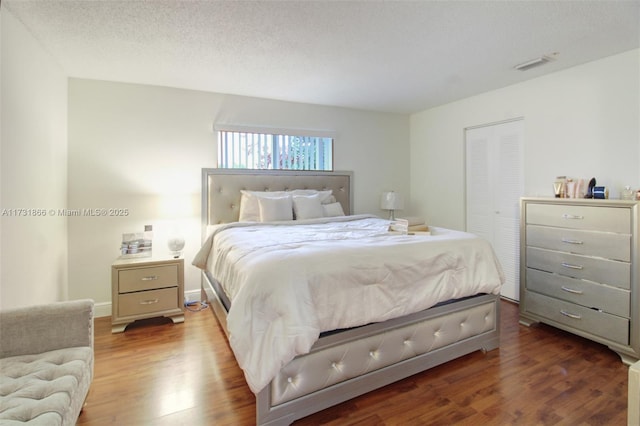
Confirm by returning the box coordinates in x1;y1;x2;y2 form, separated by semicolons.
0;299;94;426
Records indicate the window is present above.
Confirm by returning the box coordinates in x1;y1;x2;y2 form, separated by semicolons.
217;128;333;171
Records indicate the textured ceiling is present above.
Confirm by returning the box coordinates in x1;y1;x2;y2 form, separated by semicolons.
4;0;640;114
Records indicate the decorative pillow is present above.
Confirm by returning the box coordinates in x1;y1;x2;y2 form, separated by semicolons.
258;196;293;222
239;190;287;222
292;194;324;220
288;189;334;204
323;202;345;217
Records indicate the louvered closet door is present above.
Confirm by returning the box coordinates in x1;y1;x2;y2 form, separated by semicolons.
466;119;524;301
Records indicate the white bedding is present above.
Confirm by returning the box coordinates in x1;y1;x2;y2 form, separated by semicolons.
193;215;504;394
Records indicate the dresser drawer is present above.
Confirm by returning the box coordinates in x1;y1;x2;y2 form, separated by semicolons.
118;287;179;317
525;291;629;345
526;224;631;262
526;203;631;233
526;268;630;317
119;264;178;293
526;247;630;289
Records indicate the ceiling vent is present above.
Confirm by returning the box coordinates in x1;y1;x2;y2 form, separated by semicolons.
514;56;554;71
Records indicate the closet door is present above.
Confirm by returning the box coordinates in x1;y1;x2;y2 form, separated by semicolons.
466;119;524;301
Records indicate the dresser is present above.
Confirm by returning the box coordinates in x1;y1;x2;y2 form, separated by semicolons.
111;256;185;333
519;197;639;364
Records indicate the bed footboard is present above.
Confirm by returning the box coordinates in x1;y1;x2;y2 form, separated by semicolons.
203;270;499;426
256;293;499;425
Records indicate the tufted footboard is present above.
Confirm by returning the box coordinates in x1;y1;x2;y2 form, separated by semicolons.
203;269;499;426
255;293;499;425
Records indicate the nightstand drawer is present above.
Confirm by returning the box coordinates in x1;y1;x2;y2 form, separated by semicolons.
526;247;630;289
526;203;630;233
525;291;629;345
119;264;178;293
526;268;630;317
526;224;631;262
118;287;179;317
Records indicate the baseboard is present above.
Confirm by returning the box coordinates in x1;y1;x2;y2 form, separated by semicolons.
183;289;203;303
94;302;112;318
93;289;202;318
629;360;640;425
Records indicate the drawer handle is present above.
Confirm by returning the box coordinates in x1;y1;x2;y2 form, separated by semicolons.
561;262;583;270
139;299;159;305
560;310;582;320
561;238;583;245
562;214;584;220
561;286;583;295
141;276;159;281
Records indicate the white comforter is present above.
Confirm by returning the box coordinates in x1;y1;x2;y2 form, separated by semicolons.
193;215;504;394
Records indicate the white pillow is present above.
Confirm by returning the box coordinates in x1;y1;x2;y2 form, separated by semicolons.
239;190;287;222
292;194;324;220
323;202;345;217
258;196;293;222
288;189;334;204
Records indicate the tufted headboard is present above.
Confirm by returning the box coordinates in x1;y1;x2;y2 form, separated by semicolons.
201;168;353;229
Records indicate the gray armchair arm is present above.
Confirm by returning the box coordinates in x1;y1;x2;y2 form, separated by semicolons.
0;299;94;358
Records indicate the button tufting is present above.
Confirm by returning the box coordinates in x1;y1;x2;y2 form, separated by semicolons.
1;348;92;424
287;377;293;383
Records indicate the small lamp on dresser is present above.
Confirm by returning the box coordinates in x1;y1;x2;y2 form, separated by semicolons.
380;191;404;220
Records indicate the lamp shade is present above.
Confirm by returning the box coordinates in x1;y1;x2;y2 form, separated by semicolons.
380;191;404;210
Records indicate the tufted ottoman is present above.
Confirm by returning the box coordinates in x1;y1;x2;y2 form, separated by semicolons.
0;300;94;426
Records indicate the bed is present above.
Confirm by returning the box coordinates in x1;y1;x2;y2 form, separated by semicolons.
194;168;504;425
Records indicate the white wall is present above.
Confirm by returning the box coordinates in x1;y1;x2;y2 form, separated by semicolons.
9;13;635;314
0;9;69;308
68;79;409;313
410;49;640;230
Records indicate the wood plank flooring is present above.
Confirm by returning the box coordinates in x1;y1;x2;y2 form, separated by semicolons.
77;300;629;425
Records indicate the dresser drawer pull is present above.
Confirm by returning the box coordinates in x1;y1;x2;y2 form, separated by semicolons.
560;310;582;320
561;286;583;295
139;299;159;305
561;262;583;270
562;214;584;220
561;238;583;245
141;276;159;281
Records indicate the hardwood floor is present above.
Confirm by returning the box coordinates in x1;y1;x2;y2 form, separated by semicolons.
78;300;629;425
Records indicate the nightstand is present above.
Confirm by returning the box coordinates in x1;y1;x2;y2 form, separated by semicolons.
111;256;185;333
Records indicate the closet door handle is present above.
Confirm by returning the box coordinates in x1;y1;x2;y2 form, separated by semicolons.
561;286;583;295
560;310;582;320
561;238;584;245
561;262;583;270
